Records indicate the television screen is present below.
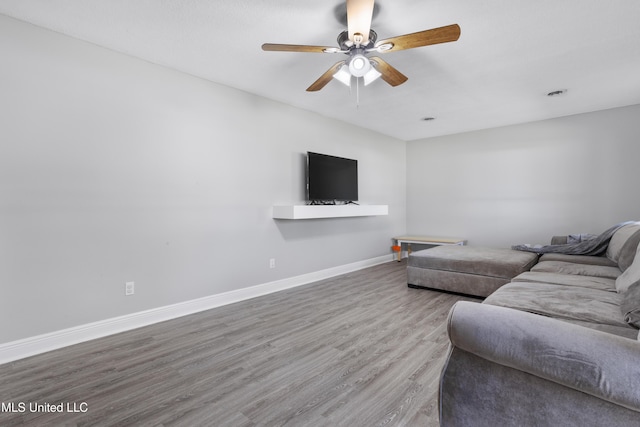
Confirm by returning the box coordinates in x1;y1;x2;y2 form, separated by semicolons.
306;152;358;203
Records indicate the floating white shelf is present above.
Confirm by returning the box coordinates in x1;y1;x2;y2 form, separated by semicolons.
272;205;389;220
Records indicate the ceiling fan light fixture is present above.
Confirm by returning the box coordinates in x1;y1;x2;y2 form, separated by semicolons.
333;64;352;86
363;65;381;86
348;54;370;77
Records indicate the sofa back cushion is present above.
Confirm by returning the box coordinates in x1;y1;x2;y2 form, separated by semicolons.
616;242;640;293
618;229;640;272
607;222;640;264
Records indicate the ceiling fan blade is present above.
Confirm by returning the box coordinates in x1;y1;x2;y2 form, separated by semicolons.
347;0;375;45
375;24;461;53
370;57;408;87
307;61;346;92
262;43;336;53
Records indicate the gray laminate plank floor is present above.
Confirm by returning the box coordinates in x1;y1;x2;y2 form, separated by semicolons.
0;260;475;426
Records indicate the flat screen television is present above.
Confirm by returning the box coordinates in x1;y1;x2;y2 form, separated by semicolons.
306;152;358;204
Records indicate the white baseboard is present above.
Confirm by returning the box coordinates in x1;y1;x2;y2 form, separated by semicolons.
0;255;392;365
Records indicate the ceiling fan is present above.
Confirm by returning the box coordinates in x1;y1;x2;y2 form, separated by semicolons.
262;0;461;92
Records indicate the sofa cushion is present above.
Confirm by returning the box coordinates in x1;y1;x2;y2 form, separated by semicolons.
621;283;640;328
606;222;640;263
556;318;640;340
531;260;621;279
618;229;640;272
539;253;616;267
615;242;640;293
512;271;616;292
483;282;629;328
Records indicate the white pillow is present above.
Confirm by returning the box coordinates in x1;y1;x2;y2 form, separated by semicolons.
616;241;640;293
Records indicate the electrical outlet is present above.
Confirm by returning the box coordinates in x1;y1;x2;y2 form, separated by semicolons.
269;258;276;269
125;281;135;296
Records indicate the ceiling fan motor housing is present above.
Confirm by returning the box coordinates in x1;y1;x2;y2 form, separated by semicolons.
337;29;377;50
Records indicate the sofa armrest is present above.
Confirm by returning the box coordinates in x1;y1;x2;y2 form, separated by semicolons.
447;301;640;411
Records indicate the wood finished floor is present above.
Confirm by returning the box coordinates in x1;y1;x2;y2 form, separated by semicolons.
0;261;475;427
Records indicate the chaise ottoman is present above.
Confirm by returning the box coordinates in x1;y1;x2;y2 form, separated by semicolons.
407;246;539;297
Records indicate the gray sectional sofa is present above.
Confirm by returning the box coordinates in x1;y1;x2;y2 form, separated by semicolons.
439;222;640;426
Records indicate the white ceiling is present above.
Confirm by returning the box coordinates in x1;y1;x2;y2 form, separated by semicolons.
2;0;640;141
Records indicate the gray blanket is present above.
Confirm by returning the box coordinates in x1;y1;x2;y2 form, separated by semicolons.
512;221;634;256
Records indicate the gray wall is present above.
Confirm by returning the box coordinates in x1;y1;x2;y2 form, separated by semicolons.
0;16;406;343
407;104;640;247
